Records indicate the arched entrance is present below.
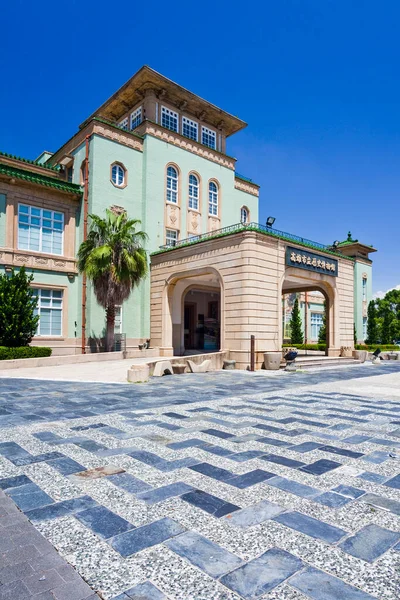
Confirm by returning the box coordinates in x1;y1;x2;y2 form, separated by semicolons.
280;267;340;355
160;266;224;356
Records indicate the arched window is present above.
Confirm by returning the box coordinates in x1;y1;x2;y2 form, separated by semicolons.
240;206;249;223
208;181;218;216
111;163;125;187
166;166;178;203
188;174;199;210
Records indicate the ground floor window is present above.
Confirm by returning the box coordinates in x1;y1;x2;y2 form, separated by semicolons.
32;288;63;336
310;312;323;340
363;316;367;340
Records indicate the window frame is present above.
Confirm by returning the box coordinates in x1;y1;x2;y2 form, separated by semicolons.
110;162;127;188
166;165;179;204
188;173;200;211
362;277;367;301
130;106;142;130
182;117;198;141
18;203;64;256
165;229;178;247
208;181;219;216
202;126;216;149
310;312;324;340
32;287;64;337
240;206;249;224
118;117;128;130
161;106;179;133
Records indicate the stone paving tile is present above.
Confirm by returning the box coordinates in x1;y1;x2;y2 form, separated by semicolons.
1;364;400;599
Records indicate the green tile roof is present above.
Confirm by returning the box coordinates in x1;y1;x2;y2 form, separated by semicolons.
0;163;82;195
0;150;59;172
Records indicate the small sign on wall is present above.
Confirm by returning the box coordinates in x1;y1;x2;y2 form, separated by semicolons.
286;246;338;277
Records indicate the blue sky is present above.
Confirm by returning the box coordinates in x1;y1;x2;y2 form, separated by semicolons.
1;0;399;294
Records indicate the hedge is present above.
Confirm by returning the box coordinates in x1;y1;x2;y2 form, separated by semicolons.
282;343;326;351
0;347;52;360
355;344;400;351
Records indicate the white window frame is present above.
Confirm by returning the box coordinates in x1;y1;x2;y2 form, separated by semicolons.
362;278;367;301
18;204;64;256
111;164;125;187
114;305;122;334
188;174;199;210
161;106;179;133
182;117;198;141
32;288;63;337
208;181;218;216
166;229;178;247
130;106;142;130
118;117;128;130
240;207;249;223
166;166;178;203
362;316;367;340
310;312;324;340
202;126;216;149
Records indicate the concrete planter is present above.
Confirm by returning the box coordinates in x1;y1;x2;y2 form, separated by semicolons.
352;350;368;363
264;352;281;370
127;364;150;383
340;346;353;357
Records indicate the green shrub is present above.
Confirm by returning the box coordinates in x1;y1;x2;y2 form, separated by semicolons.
0;347;52;360
0;267;39;347
283;343;326;351
355;344;399;351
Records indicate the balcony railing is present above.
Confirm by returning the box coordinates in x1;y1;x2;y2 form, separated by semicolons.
156;222;337;254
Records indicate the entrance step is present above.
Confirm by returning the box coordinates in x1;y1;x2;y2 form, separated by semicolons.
283;357;362;369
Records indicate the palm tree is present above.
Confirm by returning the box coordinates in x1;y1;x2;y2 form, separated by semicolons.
78;208;148;352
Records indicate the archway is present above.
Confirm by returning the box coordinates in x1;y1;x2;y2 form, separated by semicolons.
161;266;224;356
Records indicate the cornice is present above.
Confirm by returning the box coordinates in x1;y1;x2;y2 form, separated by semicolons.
234;177;259;197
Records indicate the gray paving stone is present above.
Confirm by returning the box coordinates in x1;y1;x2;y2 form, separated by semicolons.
220;547;303;598
0;561;34;584
339;524;400;562
136;481;193;504
225;498;285;528
123;581;166;599
165;531;243;577
0;579;31;600
273;511;347;543
75;505;135;540
290;565;377;599
23;568;65;594
359;492;400;515
109;517;186;557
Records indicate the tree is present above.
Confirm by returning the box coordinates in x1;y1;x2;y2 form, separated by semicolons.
318;302;327;344
290;298;304;344
365;300;378;344
0;267;39;347
78;208;148;352
381;305;393;344
354;323;357;345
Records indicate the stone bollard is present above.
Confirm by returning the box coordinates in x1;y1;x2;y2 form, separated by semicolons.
223;360;236;370
263;352;281;370
353;350;368;363
127;363;150;383
340;346;353;357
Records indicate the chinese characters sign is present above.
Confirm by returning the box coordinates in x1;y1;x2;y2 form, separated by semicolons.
286;246;338;277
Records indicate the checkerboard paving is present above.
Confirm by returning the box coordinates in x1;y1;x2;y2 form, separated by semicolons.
0;365;400;599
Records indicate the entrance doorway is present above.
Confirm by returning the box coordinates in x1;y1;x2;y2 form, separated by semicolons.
183;289;220;353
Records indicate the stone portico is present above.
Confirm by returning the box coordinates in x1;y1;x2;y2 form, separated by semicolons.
150;228;356;369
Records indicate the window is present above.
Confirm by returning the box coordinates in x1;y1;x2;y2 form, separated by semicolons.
18;204;64;255
182;117;198;141
32;288;63;336
66;166;73;183
118;117;128;130
111;164;125;187
166;166;178;203
80;161;86;185
130;107;142;130
161;106;178;132
166;229;178;247
188;174;199;210
208;181;218;216
114;306;122;334
362;278;367;301
240;207;249;223
202;126;216;149
363;316;367;340
310;312;324;340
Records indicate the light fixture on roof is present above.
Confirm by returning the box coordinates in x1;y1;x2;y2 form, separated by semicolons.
332;240;340;249
266;216;276;227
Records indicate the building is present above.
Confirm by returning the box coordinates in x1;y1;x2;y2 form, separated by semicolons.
0;66;375;361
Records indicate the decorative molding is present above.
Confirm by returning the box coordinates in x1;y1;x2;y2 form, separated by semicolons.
1;250;77;274
234;177;259;197
137;122;236;170
93;124;143;152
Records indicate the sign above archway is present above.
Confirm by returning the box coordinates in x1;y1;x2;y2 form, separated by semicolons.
286;246;338;277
